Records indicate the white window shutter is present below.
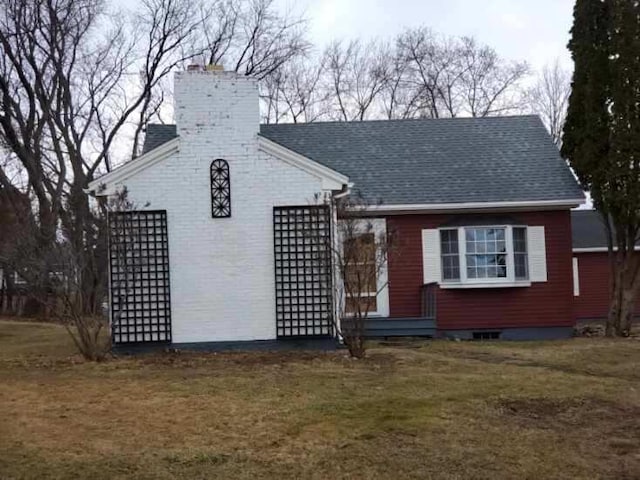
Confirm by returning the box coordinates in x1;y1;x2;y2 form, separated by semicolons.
422;229;441;283
527;226;547;282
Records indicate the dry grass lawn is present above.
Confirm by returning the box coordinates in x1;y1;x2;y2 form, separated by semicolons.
1;319;639;479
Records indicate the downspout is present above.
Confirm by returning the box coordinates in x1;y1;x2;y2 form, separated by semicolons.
330;183;353;342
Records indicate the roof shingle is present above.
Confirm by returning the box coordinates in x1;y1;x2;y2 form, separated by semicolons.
143;115;584;205
142;124;177;154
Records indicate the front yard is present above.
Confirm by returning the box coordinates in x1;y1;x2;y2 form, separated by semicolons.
0;320;639;479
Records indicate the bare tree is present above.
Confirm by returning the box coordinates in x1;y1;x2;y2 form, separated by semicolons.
202;0;309;80
0;0;210;343
0;188;140;360
323;39;389;121
379;41;420;120
308;196;394;359
526;60;572;146
456;37;529;117
261;56;328;123
396;28;461;118
0;180;31;315
0;0;310;358
388;28;529;119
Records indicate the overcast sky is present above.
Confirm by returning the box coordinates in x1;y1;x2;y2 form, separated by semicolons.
284;0;575;71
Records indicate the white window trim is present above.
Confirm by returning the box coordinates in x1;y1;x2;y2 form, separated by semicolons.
439;225;531;289
340;218;390;318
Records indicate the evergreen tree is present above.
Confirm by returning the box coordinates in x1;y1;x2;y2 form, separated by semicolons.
563;0;640;336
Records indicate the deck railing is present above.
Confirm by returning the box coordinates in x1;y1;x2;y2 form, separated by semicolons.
355;282;438;338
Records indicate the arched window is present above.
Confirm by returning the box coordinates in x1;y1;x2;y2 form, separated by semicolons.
210;159;231;218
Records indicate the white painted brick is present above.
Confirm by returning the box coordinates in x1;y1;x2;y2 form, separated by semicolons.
117;71;328;343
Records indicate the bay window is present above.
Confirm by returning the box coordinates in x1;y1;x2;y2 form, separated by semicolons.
440;226;530;285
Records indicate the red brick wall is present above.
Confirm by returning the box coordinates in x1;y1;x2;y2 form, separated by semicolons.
573;252;640;321
386;210;574;330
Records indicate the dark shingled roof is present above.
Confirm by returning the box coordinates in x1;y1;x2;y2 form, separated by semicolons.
571;210;640;249
143;115;584;205
571;210;609;249
142;124;178;154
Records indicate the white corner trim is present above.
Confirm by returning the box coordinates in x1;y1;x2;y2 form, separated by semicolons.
86;138;180;196
258;136;349;191
359;198;586;214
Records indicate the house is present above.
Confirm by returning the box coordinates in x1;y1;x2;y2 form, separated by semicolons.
87;67;587;348
571;210;640;323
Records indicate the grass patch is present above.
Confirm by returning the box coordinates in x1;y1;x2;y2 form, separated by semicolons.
1;319;639;479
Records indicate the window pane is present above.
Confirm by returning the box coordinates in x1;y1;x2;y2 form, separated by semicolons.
515;253;528;280
442;255;460;280
466;254;507;278
464;227;507;280
343;234;378;307
513;227;527;253
440;230;459;254
440;230;460;281
512;227;528;280
345;295;377;314
344;233;376;263
344;264;376;292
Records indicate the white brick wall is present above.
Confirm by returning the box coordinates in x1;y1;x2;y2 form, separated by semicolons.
116;71;330;343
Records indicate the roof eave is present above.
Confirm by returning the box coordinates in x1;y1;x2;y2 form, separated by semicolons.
355;198;586;215
573;246;640;253
86;137;180;196
257;135;349;191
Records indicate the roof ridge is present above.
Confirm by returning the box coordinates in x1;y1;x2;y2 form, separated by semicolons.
260;114;541;128
146;114;542;130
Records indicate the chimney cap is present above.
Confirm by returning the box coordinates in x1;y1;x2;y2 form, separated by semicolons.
187;64;203;72
206;64;224;71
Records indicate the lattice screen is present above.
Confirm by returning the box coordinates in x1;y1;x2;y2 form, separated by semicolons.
273;206;334;338
108;210;171;344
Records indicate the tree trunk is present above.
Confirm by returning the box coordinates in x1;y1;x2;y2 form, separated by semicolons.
607;257;640;337
619;286;636;336
606;265;623;336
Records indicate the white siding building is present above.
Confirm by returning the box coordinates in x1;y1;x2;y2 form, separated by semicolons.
89;69;348;346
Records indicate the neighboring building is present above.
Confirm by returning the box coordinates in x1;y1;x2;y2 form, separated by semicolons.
87;68;587;348
571;210;640;323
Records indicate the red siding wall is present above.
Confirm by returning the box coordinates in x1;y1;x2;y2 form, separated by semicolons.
573;252;640;321
386;210;574;330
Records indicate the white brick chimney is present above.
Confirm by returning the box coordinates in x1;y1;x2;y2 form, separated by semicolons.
174;68;259;148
